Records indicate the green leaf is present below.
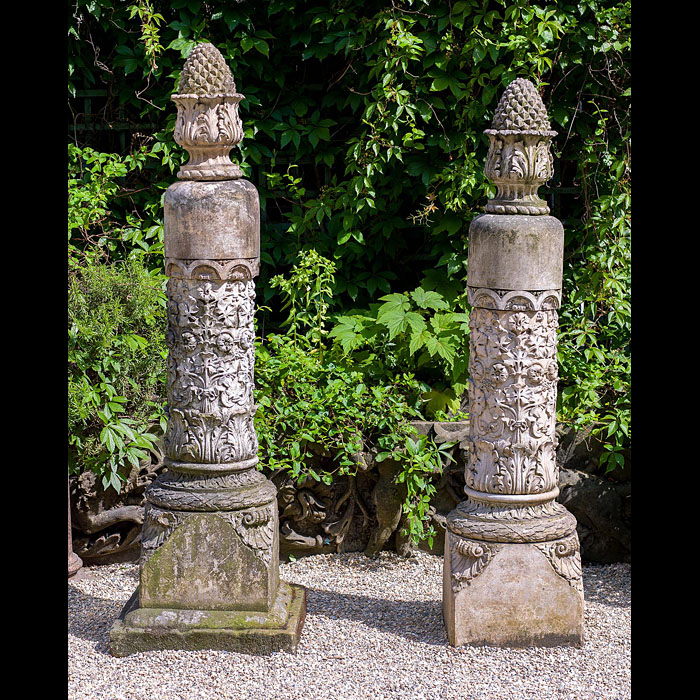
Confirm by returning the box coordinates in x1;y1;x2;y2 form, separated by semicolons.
377;307;408;340
409;329;431;356
410;288;449;310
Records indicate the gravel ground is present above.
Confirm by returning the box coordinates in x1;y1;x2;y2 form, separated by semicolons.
68;551;630;700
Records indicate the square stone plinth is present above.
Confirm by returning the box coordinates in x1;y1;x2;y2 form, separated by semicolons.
110;580;306;656
443;530;584;647
140;511;279;612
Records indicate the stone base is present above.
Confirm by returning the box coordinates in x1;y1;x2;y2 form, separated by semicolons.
110;580;306;656
68;551;83;579
443;530;584;647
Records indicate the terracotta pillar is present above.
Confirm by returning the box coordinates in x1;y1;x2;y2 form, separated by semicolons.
110;44;306;656
442;79;584;647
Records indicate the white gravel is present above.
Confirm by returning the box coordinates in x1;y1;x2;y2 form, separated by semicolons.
68;551;630;700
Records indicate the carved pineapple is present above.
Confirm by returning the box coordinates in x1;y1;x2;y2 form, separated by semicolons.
172;43;244;180
484;78;556;215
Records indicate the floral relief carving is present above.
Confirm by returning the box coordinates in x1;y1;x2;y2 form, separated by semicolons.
466;305;559;497
164;276;258;464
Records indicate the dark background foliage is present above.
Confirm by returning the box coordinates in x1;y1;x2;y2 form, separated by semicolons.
68;0;630;495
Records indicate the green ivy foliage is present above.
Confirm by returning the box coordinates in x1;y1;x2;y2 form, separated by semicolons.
68;255;167;491
68;143;168;490
68;0;631;481
255;251;452;545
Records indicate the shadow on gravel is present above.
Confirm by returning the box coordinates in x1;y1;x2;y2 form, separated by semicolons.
304;588;449;647
582;564;631;608
68;585;129;655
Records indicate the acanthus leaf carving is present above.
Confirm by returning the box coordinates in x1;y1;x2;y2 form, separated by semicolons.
534;533;584;595
220;502;277;567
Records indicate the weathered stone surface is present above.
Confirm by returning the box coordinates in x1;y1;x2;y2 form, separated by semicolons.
483;77;557;216
110;581;307;656
443;77;583;646
172;43;244;181
466;214;564;291
109;42;305;656
365;459;407;558
140;512;278;611
443;531;584;647
163;179;259;261
176;43;237;95
432;420;470;444
73;419;628;566
417;452;630;564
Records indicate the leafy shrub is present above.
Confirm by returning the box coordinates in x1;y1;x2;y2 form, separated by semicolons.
68;142;168;490
330;283;471;416
557;124;631;473
256;250;452;545
68;255;167;491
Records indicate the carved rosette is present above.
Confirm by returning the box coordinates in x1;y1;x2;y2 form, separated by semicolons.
483;78;556;215
172;43;245;181
466;303;559;497
448;292;575;550
143;261;272;563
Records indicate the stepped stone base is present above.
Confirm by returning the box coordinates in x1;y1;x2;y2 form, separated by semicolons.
110;580;306;656
443;530;584;647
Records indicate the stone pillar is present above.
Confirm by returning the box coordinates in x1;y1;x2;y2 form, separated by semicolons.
442;78;584;647
68;476;83;579
110;44;306;656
